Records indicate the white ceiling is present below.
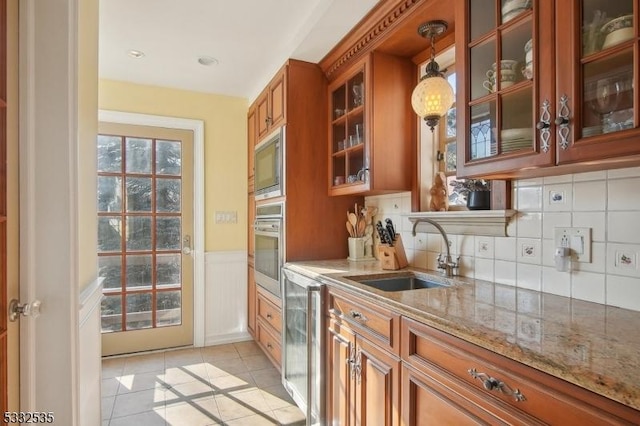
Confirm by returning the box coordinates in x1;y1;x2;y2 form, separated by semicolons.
99;0;380;102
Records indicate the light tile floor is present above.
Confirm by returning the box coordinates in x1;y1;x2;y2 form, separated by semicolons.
101;341;306;426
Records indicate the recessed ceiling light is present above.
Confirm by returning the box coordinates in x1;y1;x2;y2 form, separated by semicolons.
128;50;145;59
198;56;219;66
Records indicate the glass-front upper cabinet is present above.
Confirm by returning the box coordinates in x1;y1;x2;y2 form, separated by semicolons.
455;0;555;178
329;65;367;193
556;0;639;165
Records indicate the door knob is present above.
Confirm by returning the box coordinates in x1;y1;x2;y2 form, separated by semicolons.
9;299;42;322
182;235;192;255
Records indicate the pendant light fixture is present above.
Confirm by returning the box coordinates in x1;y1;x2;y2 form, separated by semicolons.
411;20;455;132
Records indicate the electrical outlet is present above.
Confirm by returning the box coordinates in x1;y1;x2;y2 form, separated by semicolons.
554;227;591;262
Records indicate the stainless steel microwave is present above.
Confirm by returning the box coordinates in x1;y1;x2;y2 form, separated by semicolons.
255;126;284;200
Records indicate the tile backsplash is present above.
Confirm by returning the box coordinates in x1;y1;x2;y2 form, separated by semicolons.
365;166;640;312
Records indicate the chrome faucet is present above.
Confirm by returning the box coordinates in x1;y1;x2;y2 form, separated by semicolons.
411;218;459;277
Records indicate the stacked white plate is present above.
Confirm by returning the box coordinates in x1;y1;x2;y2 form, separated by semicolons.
501;128;533;153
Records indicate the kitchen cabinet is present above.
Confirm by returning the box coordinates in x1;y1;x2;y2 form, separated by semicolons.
248;105;256;184
256;68;286;140
455;0;640;179
256;286;282;370
247;59;363;367
247;265;256;337
401;316;640;425
326;287;401;425
328;51;415;196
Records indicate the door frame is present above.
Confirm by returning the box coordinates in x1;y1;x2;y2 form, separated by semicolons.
98;109;206;348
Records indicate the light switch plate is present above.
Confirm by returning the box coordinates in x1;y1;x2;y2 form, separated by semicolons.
554;227;591;263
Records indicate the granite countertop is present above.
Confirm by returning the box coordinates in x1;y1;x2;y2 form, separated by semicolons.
284;259;640;412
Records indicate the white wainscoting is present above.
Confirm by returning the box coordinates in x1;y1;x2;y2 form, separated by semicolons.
204;251;252;346
78;278;103;426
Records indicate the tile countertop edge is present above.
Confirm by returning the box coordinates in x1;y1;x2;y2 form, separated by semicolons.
283;260;640;412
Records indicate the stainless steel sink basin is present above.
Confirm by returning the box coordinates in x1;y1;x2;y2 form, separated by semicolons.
352;275;449;292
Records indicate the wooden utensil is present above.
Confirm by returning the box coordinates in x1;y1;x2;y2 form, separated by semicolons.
356;219;366;237
348;212;358;230
346;221;355;237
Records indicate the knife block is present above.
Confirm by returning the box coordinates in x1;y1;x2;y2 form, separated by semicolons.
378;235;408;270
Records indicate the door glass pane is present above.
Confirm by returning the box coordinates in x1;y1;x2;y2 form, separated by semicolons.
157;291;182;327
156;178;181;212
97;135;122;173
583;50;634;137
98;216;122;252
98;131;186;334
126;216;152;250
156;140;182;175
126;177;152;212
501;88;534;153
470;101;497;160
156;217;181;250
582;0;633;55
471;40;496;101
98;176;122;212
126;293;153;330
126;254;152;289
471;0;495;39
101;295;122;332
125;138;152;173
500;17;532;89
501;0;532;24
99;256;122;290
157;254;181;288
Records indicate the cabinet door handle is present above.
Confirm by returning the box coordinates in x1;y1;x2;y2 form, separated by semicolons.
347;347;357;380
266;342;273;350
556;94;571;150
537;99;551;153
266;313;273;320
349;310;368;323
265;116;272;125
468;368;526;402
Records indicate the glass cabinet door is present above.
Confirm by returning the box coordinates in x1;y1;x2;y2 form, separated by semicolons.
456;0;552;177
329;67;367;193
556;0;639;164
580;0;634;138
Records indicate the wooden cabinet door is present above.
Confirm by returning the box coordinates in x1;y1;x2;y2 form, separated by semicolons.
247;265;256;337
355;337;401;426
327;318;356;426
269;69;286;130
454;0;555;179
256;89;270;140
248;107;256;181
555;0;640;165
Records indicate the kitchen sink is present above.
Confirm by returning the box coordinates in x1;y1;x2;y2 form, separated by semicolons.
352;274;449;292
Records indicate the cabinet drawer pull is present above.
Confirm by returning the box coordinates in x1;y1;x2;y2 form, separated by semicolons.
266;313;273;320
266;342;273;350
468;368;526;402
349;310;368;322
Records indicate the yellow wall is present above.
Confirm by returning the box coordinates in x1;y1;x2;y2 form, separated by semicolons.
98;80;248;252
78;0;99;289
7;0;19;411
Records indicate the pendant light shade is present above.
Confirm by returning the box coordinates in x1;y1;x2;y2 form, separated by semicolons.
411;20;454;132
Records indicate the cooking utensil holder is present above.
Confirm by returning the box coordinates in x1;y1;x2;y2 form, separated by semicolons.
378;235;408;270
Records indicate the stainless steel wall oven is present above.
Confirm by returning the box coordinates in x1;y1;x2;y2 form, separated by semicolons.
254;202;283;297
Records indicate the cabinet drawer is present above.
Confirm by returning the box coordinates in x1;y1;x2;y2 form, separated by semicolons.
401;317;640;425
256;319;282;370
327;286;400;354
257;291;282;334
